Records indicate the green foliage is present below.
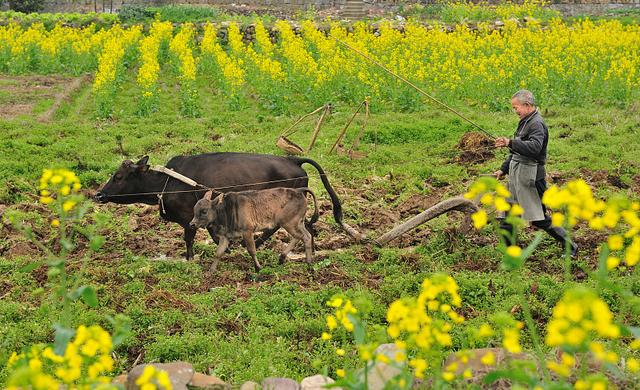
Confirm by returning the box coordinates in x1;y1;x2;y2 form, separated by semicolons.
399;0;561;23
0;10;118;29
7;0;44;14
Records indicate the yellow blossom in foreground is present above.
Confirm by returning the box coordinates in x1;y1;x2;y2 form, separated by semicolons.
606;256;620;270
135;365;172;390
506;245;522;258
471;210;488;229
481;352;495;365
627;358;639;373
503;328;522;353
546;287;620;349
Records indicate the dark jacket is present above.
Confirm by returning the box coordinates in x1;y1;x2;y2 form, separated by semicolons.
500;109;548;180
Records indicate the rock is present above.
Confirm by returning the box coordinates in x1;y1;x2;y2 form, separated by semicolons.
443;347;530;384
375;343;400;360
112;374;127;384
300;375;336;390
240;381;260;390
126;362;194;390
362;361;403;390
354;345;404;390
189;372;228;388
261;377;300;390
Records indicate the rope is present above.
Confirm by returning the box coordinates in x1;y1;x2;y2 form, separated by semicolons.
102;175;311;198
157;176;170;214
334;37;496;140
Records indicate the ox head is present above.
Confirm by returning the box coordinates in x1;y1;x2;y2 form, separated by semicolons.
189;190;223;229
95;156;150;204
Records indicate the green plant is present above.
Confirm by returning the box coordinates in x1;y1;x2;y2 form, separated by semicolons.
3;169;139;388
7;0;44;14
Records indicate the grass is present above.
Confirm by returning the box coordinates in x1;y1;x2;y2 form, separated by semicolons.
0;69;639;385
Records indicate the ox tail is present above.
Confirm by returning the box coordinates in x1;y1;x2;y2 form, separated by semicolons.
289;157;364;241
289;157;343;225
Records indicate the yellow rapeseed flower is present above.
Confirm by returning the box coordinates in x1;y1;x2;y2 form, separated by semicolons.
481;352;495;365
506;245;522;258
471;210;488;229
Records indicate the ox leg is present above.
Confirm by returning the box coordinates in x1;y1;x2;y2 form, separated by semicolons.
254;227;278;249
183;226;197;260
243;232;262;272
279;238;300;265
210;236;229;272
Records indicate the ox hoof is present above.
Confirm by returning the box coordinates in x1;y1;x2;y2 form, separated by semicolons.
278;254;287;265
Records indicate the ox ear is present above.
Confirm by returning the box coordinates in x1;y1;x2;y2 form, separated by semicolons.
203;190;213;200
135;156;149;172
136;156;149;166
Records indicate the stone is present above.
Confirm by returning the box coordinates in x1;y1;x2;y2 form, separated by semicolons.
443;347;530;385
126;362;194;390
361;361;403;390
189;372;229;388
261;377;300;390
374;343;400;360
112;374;127;385
300;374;336;390
240;381;260;390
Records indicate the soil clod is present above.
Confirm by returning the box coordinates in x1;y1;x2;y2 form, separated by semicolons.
456;131;495;164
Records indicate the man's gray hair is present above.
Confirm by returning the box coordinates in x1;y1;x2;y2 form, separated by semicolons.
512;89;536;106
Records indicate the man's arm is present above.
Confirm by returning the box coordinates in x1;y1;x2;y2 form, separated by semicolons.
510;123;545;158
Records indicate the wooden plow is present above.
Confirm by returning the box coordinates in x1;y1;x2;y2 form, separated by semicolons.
329;97;370;159
276;103;332;155
374;196;478;246
276;99;371;159
292;196;478;259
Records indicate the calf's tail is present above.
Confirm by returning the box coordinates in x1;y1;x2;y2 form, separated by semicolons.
300;188;319;228
289;157;363;241
289;157;342;226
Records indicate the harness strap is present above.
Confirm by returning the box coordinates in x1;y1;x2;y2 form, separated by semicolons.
158;176;170;214
150;165;200;187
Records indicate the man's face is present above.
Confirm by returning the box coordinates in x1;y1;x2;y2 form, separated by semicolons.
511;98;534;119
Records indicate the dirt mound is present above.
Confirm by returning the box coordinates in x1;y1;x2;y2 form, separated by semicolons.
456;132;495;164
580;169;629;189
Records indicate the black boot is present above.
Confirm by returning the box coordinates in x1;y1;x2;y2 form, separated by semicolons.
499;220;517;246
544;226;578;258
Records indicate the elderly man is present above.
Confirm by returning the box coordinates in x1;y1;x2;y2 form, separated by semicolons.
493;89;577;256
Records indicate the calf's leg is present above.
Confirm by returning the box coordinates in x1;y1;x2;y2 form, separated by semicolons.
243;232;262;272
279;238;300;264
298;222;314;264
210;235;229;272
282;221;314;264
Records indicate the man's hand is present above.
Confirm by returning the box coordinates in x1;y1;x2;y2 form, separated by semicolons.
494;136;510;148
493;170;505;179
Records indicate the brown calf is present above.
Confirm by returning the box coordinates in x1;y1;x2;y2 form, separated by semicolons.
189;187;318;272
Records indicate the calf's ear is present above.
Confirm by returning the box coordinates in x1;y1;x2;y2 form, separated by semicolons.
213;193;224;205
203;190;213;200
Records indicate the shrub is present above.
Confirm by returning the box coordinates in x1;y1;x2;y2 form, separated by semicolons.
8;0;44;14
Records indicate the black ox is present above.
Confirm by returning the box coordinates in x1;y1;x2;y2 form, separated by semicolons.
95;152;343;259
